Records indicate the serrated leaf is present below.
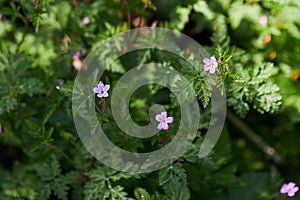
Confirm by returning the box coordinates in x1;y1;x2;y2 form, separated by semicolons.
250;63;278;85
110;185;133;200
135;188;152;200
228;1;261;29
34;159;61;181
195;78;212;108
193;0;215;20
159;163;187;196
19;77;45;96
51;177;69;200
84;167;136;200
253;82;282;113
227;97;249;118
211;15;230;47
134;188;169;200
36;183;51;200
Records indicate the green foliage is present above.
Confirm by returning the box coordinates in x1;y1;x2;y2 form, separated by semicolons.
226;62;282;117
34;158;69;200
134;188;168;200
227;167;283;200
1;0;300;199
84;167;136;200
159;162;187;197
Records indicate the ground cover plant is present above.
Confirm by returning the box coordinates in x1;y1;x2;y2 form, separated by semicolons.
1;0;300;199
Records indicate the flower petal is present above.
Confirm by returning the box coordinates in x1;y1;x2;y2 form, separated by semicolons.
103;84;110;92
292;186;299;193
155;114;162;122
97;93;103;98
162;122;169;130
203;58;210;64
160;111;167;120
280;184;288;194
157;122;163;130
204;64;210;71
166;117;174;123
287;191;296;197
213;62;218;68
288;182;296;189
209;67;216;74
98;82;104;89
103;92;109;97
210;56;216;62
93;87;100;93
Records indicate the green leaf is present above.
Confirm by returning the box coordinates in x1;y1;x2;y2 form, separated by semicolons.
227;97;250;118
51;177;69;200
32;9;48;33
110;185;133;200
249;63;278;85
36;183;51;200
84;167;136;200
34;159;61;181
135;188;152;200
210;15;230;47
193;0;215;20
159;163;187;196
134;188;168;200
228;1;261;29
194;77;212;108
253;81;282;114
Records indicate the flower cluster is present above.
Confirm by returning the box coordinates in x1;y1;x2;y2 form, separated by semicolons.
73;48;87;59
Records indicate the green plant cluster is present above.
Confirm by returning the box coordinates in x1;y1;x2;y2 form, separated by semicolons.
0;0;300;199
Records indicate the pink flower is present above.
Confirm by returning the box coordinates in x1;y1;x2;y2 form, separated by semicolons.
155;111;173;130
280;182;299;197
203;56;218;74
93;81;110;98
259;16;268;26
80;17;90;27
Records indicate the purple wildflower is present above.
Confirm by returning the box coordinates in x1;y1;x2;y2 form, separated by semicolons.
259;16;268;26
73;51;81;58
84;32;89;37
0;14;4;20
280;182;299;197
80;17;90;27
0;124;2;134
93;81;110;98
155;111;174;130
203;56;218;74
58;79;64;85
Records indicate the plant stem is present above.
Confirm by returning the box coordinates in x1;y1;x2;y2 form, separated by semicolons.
226;109;284;166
